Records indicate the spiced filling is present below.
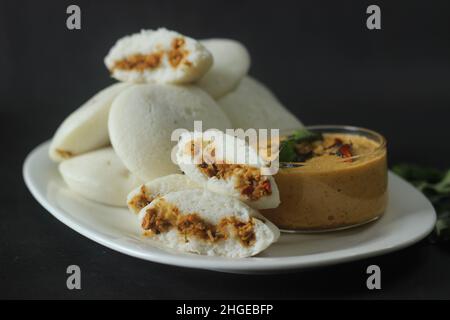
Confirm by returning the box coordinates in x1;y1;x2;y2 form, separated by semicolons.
112;37;191;72
197;163;272;201
141;199;256;247
128;186;153;213
55;149;74;159
113;52;162;71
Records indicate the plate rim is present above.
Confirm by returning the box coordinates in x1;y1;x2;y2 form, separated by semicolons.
23;141;437;272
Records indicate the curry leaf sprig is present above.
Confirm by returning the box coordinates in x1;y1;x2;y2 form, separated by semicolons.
392;164;450;243
279;129;323;162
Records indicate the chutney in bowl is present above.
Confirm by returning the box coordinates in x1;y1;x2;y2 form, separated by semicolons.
262;125;388;232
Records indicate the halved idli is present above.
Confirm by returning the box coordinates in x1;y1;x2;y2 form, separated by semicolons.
59;148;142;207
108;84;232;181
127;174;200;214
217;76;303;130
104;28;212;84
49;82;131;162
176;131;280;210
197;39;250;98
138;189;280;257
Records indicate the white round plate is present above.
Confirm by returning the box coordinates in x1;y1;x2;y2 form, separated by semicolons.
24;141;436;274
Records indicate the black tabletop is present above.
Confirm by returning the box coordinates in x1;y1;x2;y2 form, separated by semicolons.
1;0;450;299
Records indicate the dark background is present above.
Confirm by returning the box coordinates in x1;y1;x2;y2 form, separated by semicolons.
1;0;449;299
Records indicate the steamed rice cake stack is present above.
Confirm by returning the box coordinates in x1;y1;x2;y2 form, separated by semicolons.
47;27;304;257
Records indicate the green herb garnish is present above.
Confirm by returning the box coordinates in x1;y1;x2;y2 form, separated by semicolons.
279;129;323;162
392;164;450;243
290;128;323;144
279;140;297;162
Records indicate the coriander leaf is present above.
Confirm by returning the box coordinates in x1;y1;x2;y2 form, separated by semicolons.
278;128;323;162
392;164;443;183
279;140;296;162
392;163;450;244
434;169;450;194
432;211;450;243
290;129;323;144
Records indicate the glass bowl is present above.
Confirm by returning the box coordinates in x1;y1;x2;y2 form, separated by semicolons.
261;125;388;233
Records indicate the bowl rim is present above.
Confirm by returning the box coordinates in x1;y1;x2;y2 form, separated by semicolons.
278;124;387;166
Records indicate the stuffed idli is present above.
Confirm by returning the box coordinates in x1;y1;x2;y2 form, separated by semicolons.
108;84;231;181
127;174;200;214
176;131;280;210
49;82;131;162
104;28;212;84
59;148;142;207
217;76;302;130
197;39;250;98
138;189;280;257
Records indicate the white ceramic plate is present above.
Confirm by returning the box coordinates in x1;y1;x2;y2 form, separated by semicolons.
24;141;436;274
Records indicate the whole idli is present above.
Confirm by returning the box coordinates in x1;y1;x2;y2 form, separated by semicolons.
217;76;303;130
59;148;142;207
49;82;131;162
108;84;232;181
105;28;212;84
197;39;250;98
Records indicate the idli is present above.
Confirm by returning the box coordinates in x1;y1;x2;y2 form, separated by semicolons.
138;189;280;257
176;131;280;210
197;39;250;98
127;174;200;214
59;148;142;207
49;82;131;162
108;84;232;181
217;76;303;130
104;28;212;84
